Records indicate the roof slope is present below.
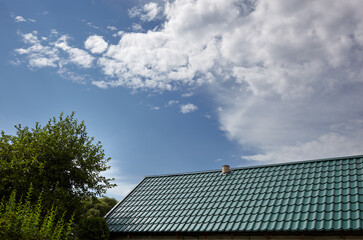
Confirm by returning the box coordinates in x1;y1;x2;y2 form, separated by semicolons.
105;155;363;233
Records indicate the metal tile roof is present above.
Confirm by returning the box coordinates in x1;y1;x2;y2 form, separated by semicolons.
105;155;363;233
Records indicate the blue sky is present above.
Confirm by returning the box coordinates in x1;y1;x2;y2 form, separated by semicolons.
1;0;363;199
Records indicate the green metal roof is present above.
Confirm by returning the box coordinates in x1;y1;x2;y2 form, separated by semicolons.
105;155;363;233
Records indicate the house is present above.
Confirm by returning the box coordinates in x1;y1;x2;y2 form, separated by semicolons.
105;155;363;239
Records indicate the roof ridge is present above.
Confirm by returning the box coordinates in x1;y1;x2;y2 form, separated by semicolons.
145;154;363;178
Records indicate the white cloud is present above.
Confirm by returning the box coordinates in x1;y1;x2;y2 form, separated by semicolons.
54;35;94;68
181;92;194;97
14;0;363;163
85;21;99;29
131;23;143;31
180;103;198;114
93;0;238;90
244;131;363;163
129;2;161;22
150;106;160;110
128;7;141;18
57;68;89;84
218;85;363;163
50;29;58;36
166;100;179;107
9;59;21;66
113;31;124;38
15;31;59;68
204;114;211;119
14;16;36;23
15;31;94;70
107;26;117;31
214;0;363;163
28;57;57;68
84;35;108;54
14;16;26;22
142;2;161;21
91;80;109;89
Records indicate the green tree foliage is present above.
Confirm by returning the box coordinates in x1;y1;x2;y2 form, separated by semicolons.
0;188;73;240
0;113;116;216
76;197;117;239
78;217;110;240
83;196;118;218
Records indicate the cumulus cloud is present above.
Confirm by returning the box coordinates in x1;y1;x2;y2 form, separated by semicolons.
150;106;160;110
113;31;124;38
14;16;24;22
129;2;161;22
213;0;363;162
204;114;211;119
84;35;108;54
180;103;198;114
131;23;143;31
14;0;363;163
107;26;117;31
107;0;362;162
14;16;26;22
54;36;94;68
92;0;239;90
166;100;179;107
15;31;59;68
244;132;363;163
142;2;161;21
14;16;36;23
15;31;94;70
181;92;194;98
219;89;363;163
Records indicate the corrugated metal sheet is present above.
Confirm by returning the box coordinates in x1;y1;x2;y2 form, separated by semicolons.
105;155;363;233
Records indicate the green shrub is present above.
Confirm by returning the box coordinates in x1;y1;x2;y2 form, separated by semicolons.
0;187;73;240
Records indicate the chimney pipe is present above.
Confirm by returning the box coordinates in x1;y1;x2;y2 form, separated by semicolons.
222;165;231;174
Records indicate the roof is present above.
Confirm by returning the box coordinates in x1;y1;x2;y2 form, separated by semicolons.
105;155;363;233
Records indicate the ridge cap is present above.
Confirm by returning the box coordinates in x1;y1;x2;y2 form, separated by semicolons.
144;154;363;178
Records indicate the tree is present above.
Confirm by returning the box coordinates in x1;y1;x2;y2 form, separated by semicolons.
82;196;118;218
76;196;117;240
0;112;116;216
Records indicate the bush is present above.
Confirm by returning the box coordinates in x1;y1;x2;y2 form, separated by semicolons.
0;187;73;240
78;217;110;240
